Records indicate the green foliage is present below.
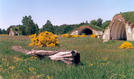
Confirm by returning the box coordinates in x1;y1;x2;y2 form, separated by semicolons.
96;18;103;26
40;21;88;34
122;11;134;25
101;20;111;29
90;18;103;27
41;20;54;33
90;25;104;31
0;29;8;34
4;16;111;35
21;15;39;35
0;29;2;34
90;20;97;26
54;25;74;34
89;18;110;30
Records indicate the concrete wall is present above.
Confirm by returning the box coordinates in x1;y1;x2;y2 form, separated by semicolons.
126;23;134;41
102;27;110;42
103;14;134;42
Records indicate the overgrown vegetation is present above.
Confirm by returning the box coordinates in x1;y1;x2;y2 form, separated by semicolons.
122;11;134;25
0;15;110;35
1;36;134;79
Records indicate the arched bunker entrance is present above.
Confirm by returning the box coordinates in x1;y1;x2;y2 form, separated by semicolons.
110;20;127;40
79;28;93;35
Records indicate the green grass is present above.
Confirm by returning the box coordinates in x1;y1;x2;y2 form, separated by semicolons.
122;11;134;25
79;24;104;31
1;36;134;79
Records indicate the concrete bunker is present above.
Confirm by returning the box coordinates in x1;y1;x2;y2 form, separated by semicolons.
103;13;134;42
79;28;93;35
110;20;127;40
71;26;103;37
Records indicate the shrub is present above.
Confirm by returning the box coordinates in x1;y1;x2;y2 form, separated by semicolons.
79;34;88;37
120;41;134;49
0;34;8;36
61;34;88;38
29;31;59;47
71;35;79;38
61;34;71;38
90;34;97;38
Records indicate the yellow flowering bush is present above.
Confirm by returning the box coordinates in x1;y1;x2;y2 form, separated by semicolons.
79;34;88;37
0;34;8;36
71;35;79;38
61;34;88;38
120;41;134;49
61;34;71;38
29;31;59;47
90;34;97;38
89;64;93;67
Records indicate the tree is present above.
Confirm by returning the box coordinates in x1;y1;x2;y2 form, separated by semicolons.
90;20;97;25
41;20;54;33
96;18;103;27
0;28;2;34
1;29;7;34
22;16;39;35
102;20;111;29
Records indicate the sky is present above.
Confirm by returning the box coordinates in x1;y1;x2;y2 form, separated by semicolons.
0;0;134;29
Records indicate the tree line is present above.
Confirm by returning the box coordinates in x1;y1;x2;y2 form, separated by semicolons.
0;15;111;35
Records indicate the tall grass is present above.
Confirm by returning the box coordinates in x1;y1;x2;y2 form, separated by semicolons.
0;36;134;79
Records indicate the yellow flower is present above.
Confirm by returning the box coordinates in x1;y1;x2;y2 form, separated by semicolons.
0;34;8;36
30;56;38;60
71;35;79;38
90;34;97;38
120;41;133;49
103;57;108;61
89;64;93;66
29;67;35;72
13;56;23;62
9;66;15;70
2;58;7;61
37;74;44;78
29;31;59;47
47;43;56;47
47;75;52;79
61;34;71;38
80;35;88;37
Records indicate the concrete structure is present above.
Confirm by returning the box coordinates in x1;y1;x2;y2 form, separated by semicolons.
71;26;103;37
9;28;19;36
103;14;134;42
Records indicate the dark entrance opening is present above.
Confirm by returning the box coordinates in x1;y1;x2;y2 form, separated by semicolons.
79;28;93;35
110;20;127;40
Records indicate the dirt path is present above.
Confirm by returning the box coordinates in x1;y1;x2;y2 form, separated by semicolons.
11;45;30;54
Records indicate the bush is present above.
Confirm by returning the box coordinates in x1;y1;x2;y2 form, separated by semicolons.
71;35;79;38
120;41;133;49
79;34;88;37
90;34;97;38
61;34;71;38
29;31;59;47
61;34;88;38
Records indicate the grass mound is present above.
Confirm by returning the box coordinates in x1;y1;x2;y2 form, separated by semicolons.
121;11;134;25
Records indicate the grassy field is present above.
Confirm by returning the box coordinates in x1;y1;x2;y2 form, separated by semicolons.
1;36;134;79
